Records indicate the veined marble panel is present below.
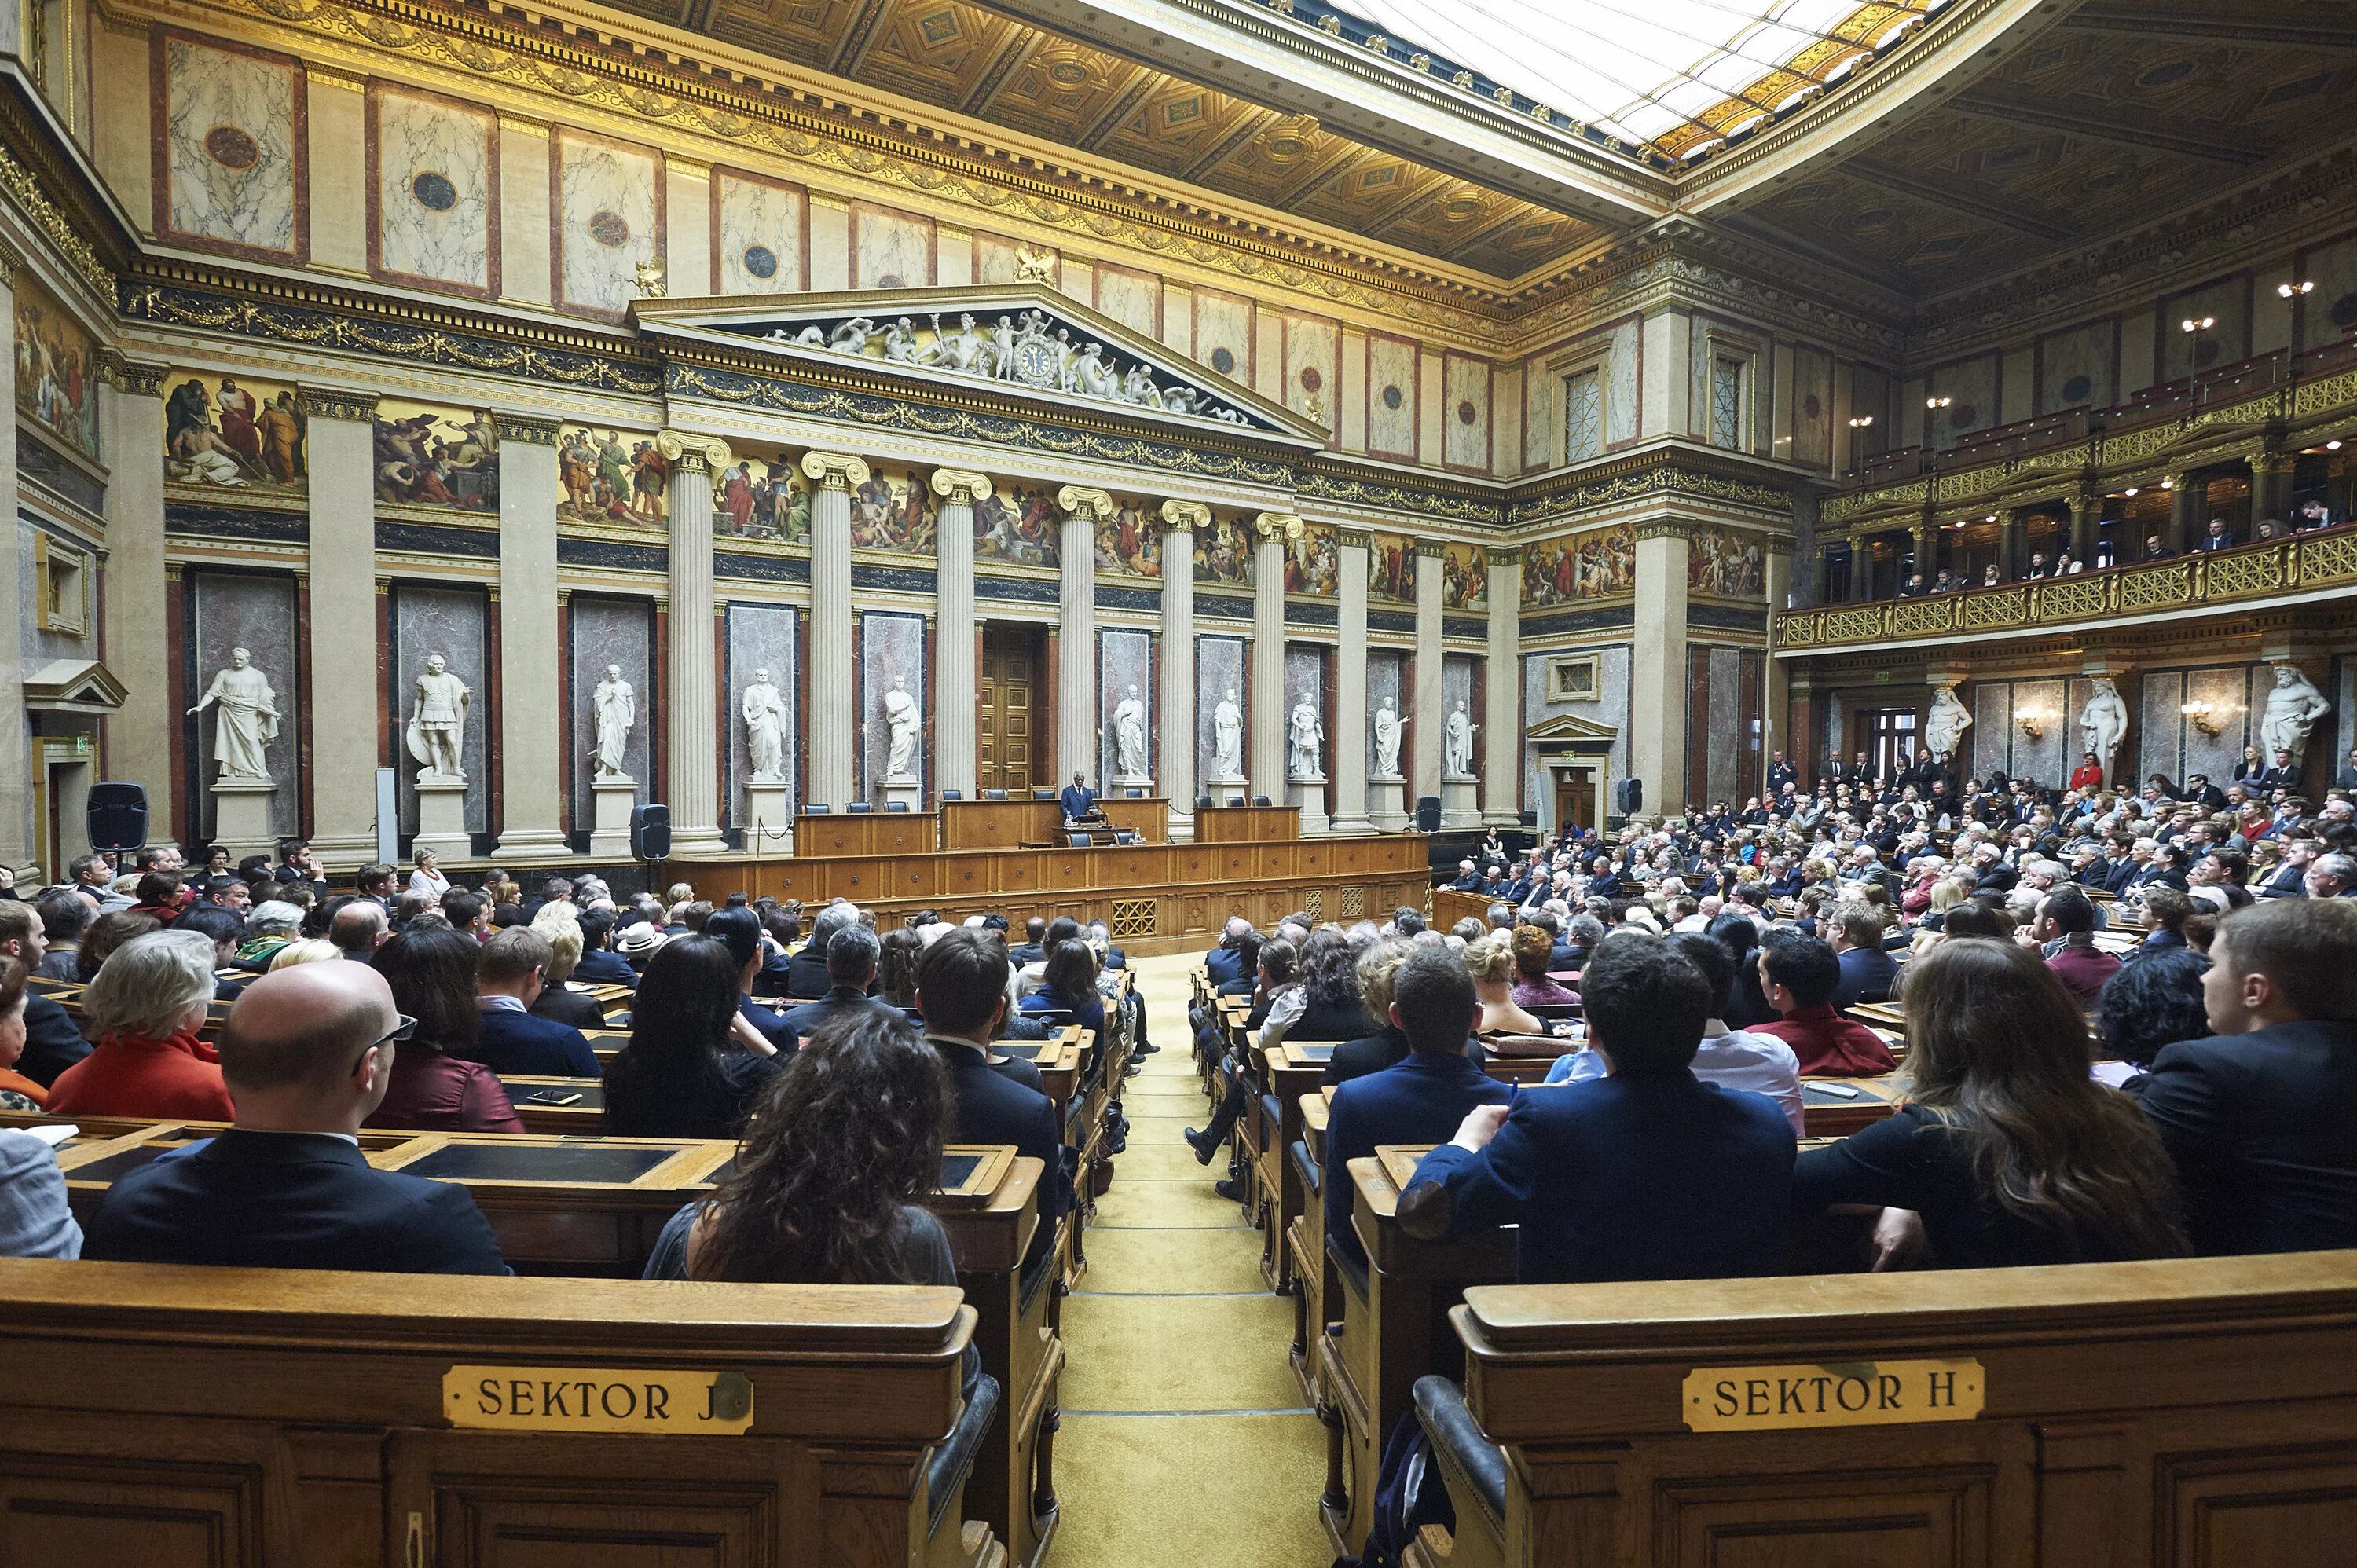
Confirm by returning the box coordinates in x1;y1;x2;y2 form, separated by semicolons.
1792;346;1831;471
567;596;653;826
1606;321;1639;447
851;202;934;289
2181;665;2250;783
1099;628;1153;786
1971;681;2011;783
860;610;926;798
2010;678;2068;786
1194;289;1252;388
715;170;804;294
727;603;798;830
1368;335;1417;460
1094;263;1160;338
1197;636;1247;793
973;233;1024;286
1442;654;1476;754
1522;357;1552;471
1444;355;1490;470
553;129;662;319
186;569;302;842
1703;646;1742;805
394;584;489;836
1283;313;1339;428
370;85;495;295
158;32;304;261
2139;670;2186;787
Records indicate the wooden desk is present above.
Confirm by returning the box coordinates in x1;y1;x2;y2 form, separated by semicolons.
944;797;1169;848
1251;1037;1337;1292
1446;1251;2357;1567
1196;803;1299;842
794;811;939;858
0;1256;985;1568
1432;888;1494;932
1798;1072;1907;1138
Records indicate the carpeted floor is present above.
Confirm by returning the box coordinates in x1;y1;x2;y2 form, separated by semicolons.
1049;952;1332;1566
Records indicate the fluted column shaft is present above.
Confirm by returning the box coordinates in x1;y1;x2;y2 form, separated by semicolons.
1160;500;1203;837
930;467;988;801
0;253;21;871
493;414;567;858
1411;540;1445;804
1057;485;1111;782
805;451;867;811
1483;549;1521;826
1629;519;1692;818
1329;529;1373;835
1249;513;1291;800
662;432;731;852
99;356;175;855
302;388;382;866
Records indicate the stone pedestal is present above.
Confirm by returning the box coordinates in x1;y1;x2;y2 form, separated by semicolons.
588;777;638;859
1110;771;1153;795
1367;775;1409;832
743;781;794;852
1286;775;1329;836
1441;774;1482;830
1204;772;1248;807
412;779;471;862
210;779;279;859
880;779;924;815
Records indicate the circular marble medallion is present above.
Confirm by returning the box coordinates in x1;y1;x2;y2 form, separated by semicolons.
1210;346;1236;376
1380;384;1403;411
2061;375;2092;404
742;245;779;280
1457;399;1478;425
411;170;458;211
204;125;259;170
587;209;631;247
1299;366;1323;394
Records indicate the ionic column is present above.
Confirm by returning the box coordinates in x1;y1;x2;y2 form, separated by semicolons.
2252;449;2295;526
99;354;176;857
2069;491;2102;563
1249;513;1293;800
301;387;382;866
0;247;22;874
1159;500;1204;837
803;451;867;811
1482;548;1521;827
1056;485;1112;782
1629;519;1692;818
661;431;731;854
1329;528;1373;837
2168;470;2201;552
1762;537;1794;783
929;467;989;802
493;413;567;859
1411;539;1445;804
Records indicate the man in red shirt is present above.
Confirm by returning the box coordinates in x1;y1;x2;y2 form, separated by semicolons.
1752;932;1897;1077
2033;886;2121;1006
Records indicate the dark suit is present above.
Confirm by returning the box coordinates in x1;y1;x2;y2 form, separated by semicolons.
82;1130;509;1273
468;1005;600;1078
1322;1026;1411;1087
739;995;797;1051
2256;863;2308;900
2257;765;2299;792
2197;532;2234;551
1059;783;1098;820
781;948;834;1001
1204;945;1247;987
933;1037;1069;1256
2131;1020;2357;1255
1831;944;1900;1006
1324;1052;1508;1268
571;949;637;987
779;986;900;1041
1006;942;1047;967
530;985;606;1030
16;992;90;1088
1404;1072;1795;1284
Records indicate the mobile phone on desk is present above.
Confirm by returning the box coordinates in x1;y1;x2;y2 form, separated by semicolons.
520;1089;585;1106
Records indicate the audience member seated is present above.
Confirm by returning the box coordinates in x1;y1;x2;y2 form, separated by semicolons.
1185;937;1303;1170
1752;932;1898;1076
2098;949;2209;1074
330;899;390;962
48;931;235;1120
2133;885;2194;956
1545;932;1804;1134
0;902;90;1086
1325;938;1415;1086
605;936;787;1140
570;908;636;987
1008;917;1050;967
0;959;48;1111
2130;899;2357;1254
782;925;903;1039
35;891;92;980
1826;901;1899;1005
0;1122;79;1258
876;925;926;1019
524;919;607;1030
1401;932;1797;1283
1263;928;1373;1051
468;927;600;1078
1018;937;1105;1035
1708;911;1776;1030
1794;939;2187;1269
82;962;508;1274
1463;936;1542;1036
365;928;525;1134
1204;918;1255;986
783;903;860;1000
172;904;249;999
1507;924;1578;1009
2034;885;2120;1004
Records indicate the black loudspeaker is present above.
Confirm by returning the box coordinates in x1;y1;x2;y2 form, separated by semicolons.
1615;778;1644;815
629;803;672;862
87;782;149;853
1413;796;1442;833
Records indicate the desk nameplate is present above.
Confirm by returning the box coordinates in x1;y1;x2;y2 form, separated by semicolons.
1682;1357;1984;1432
445;1365;755;1434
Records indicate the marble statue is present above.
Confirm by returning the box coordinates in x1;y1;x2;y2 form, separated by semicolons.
935;313;991;374
405;654;471;781
591;665;635;779
188;647;278;781
1443;700;1477;776
1113;685;1149;779
1923;683;1973;763
881;317;924;362
1014;240;1058;284
828;317;877;352
1211;688;1244;779
2260;663;2330;761
1372;704;1406;779
882;677;921;781
1288;697;1325;779
743;669;786;782
2080;677;2129;779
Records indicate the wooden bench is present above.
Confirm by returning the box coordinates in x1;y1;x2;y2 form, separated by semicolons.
0;1256;993;1568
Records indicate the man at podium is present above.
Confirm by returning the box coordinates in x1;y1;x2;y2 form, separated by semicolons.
1060;771;1103;826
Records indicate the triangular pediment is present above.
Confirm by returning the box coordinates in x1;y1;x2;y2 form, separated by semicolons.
1525;713;1619;746
23;658;127;713
632;284;1326;449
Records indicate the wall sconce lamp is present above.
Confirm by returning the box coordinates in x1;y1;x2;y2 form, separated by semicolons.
1847;416;1875;429
2280;280;2315;299
2181;316;2216;334
2179;699;2241;737
2015;709;2051;742
1926;396;1952;410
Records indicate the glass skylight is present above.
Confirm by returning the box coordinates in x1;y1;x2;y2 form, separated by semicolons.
1329;0;1929;155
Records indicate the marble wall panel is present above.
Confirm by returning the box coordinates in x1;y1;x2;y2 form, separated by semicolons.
369;84;495;296
2161;278;2248;381
726;603;798;830
19;523;89;668
2037;319;2116;412
1521;645;1629;819
1971;681;2011;782
157;31;305;262
1443;355;1490;470
1098;628;1152;786
1925;354;1999;441
2011;678;2068;785
552;128;662;319
973;233;1023;285
2302;235;2357;352
1197;635;1247;793
2337;659;2355;771
1791;345;1831;470
2139;669;2186;786
714;170;803;294
1368;334;1417;460
1368;649;1405;779
1194;289;1253;387
850;202;933;288
566;595;653;826
1522;357;1552;471
2181;665;2250;782
860;610;925;797
1094;263;1160;337
1283;313;1339;427
394;584;489;835
1285;645;1326;778
1703;645;1743;805
187;569;302;841
1606;321;1640;446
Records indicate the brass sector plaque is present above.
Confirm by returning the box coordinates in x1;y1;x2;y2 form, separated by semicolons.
445;1366;755;1434
1681;1358;1984;1433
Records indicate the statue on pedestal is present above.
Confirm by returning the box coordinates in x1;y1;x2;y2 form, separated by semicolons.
2080;677;2129;782
882;677;921;782
1373;705;1406;779
188;647;278;781
405;654;471;782
1113;685;1149;779
1288;697;1324;779
2260;663;2330;762
592;665;636;779
743;669;787;782
1923;683;1974;763
1210;688;1244;779
1443;700;1478;776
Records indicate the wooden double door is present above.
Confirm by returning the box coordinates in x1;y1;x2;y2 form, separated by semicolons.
978;623;1047;795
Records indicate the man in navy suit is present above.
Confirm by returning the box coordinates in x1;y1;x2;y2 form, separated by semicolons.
1059;771;1099;824
1321;946;1510;1273
1827;902;1900;1006
1400;932;1794;1284
779;925;900;1040
0;903;87;1086
702;906;801;1050
781;903;860;1001
82;962;508;1273
915;928;1072;1262
468;927;601;1077
1203;918;1255;986
570;909;638;987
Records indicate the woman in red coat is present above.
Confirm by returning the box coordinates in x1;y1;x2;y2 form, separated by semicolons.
48;932;233;1121
2068;750;2105;793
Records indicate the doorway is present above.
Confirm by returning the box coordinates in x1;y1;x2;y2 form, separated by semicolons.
1553;767;1594;833
978;623;1045;795
1860;706;1919;782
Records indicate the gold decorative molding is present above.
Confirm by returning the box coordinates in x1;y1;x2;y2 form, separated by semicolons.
299;386;379;423
800;450;870;490
0;146;104;295
1411;537;1446;558
658;430;732;472
1333;527;1373;550
99;351;168;397
1252;510;1304;540
1057;484;1115;520
493;412;562;445
1633;518;1692;542
929;467;994;506
1159;498;1210;532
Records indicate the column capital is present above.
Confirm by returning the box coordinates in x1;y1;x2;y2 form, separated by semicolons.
1159;498;1209;532
494;412;563;446
1252;511;1303;540
929;466;993;504
801;449;870;489
1633;518;1692;543
1486;544;1523;566
659;430;733;473
2252;449;2297;476
99;350;169;397
299;386;379;423
1057;483;1115;520
1760;533;1794;559
1411;537;1446;559
0;240;20;288
1334;527;1372;551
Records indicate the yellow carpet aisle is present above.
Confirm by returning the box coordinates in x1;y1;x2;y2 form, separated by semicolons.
1049;953;1332;1566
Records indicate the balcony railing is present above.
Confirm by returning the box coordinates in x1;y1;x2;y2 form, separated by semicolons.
1772;527;2357;652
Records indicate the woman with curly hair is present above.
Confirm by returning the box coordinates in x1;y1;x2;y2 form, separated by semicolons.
1508;923;1578;1009
1261;927;1373;1050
